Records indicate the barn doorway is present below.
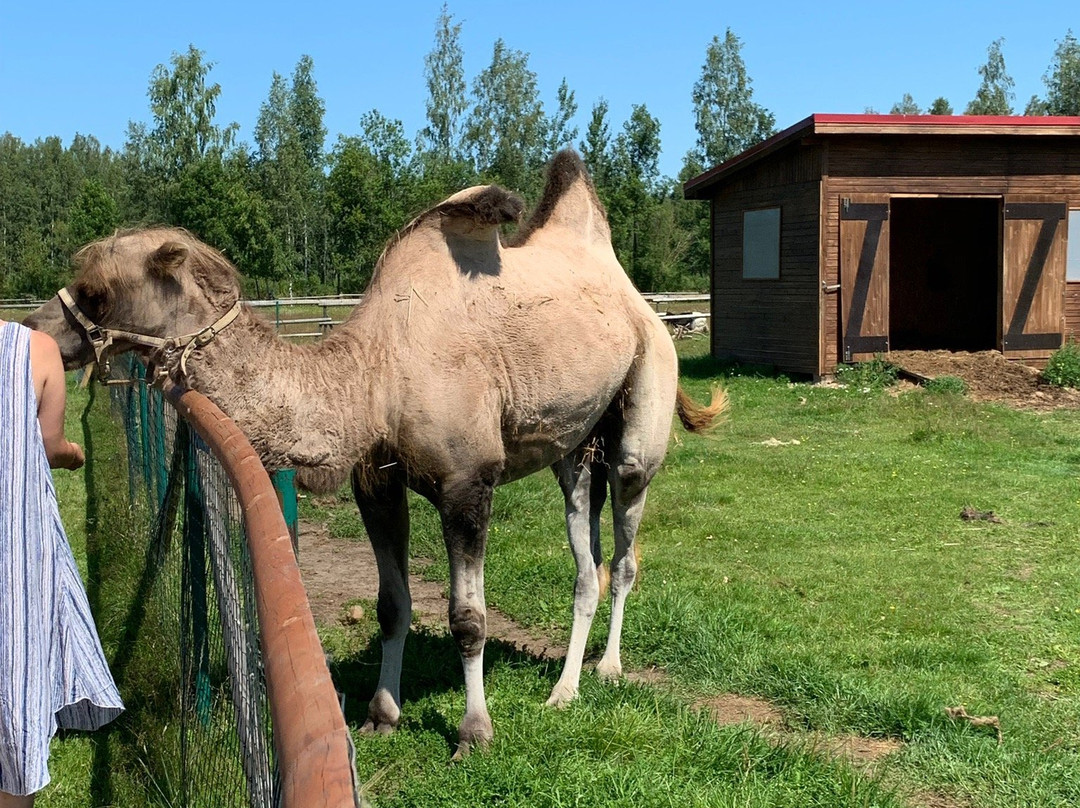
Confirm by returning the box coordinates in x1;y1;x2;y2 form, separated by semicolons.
889;197;1000;351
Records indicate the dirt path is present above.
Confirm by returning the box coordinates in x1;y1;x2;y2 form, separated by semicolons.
297;519;567;661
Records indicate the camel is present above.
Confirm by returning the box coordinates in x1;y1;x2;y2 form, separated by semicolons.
25;149;726;758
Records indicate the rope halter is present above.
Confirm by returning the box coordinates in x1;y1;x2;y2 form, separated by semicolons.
57;286;242;383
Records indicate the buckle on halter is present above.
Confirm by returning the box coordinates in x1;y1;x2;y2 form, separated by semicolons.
86;325;105;344
193;326;217;347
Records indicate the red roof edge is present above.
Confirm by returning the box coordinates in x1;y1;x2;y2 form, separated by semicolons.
682;113;1080;199
812;112;1080;127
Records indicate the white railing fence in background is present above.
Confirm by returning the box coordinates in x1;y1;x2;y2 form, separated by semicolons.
3;293;710;339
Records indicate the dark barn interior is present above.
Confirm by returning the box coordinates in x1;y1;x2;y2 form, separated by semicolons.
889;197;1000;352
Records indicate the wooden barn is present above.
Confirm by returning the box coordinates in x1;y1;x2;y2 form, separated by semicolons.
683;114;1080;378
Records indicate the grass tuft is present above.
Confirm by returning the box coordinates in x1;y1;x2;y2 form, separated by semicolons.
923;374;968;396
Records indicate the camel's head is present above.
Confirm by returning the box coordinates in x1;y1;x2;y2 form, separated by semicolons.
24;227;241;370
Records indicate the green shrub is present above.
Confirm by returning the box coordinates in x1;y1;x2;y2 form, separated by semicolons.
835;356;899;390
924;374;967;395
1042;340;1080;388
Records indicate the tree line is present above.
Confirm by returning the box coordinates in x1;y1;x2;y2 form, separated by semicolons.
2;11;1078;300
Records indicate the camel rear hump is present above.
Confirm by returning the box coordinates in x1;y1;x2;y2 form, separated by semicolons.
507;149;612;249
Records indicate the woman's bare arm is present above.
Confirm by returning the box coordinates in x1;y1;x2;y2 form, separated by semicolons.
29;330;84;470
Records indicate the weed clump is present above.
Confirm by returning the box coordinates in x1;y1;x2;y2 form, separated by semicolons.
1042;340;1080;388
835;356;898;391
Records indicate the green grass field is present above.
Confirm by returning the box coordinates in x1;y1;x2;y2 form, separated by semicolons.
41;336;1080;806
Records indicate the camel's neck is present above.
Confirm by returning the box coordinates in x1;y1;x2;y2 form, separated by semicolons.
181;307;386;492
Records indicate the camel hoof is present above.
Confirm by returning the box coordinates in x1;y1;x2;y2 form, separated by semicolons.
595;659;622;683
450;731;493;761
362;690;400;735
452;712;492;760
545;686;578;708
359;719;397;736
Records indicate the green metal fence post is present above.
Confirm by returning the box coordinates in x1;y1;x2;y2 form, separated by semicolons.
272;469;300;557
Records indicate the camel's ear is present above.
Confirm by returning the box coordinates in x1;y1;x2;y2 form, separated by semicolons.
147;241;189;278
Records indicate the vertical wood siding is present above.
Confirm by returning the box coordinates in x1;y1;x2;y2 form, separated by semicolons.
1065;282;1080;340
710;144;823;375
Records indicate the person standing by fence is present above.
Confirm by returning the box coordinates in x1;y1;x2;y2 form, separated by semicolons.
0;319;123;806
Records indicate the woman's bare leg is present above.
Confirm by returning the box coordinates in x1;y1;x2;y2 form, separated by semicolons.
0;791;35;807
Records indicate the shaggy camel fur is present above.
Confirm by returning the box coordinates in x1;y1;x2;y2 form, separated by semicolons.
25;150;726;758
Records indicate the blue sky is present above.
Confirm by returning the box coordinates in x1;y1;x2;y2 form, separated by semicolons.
1;1;1075;179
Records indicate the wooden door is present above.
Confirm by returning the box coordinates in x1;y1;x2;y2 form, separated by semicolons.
839;195;890;362
1002;197;1066;360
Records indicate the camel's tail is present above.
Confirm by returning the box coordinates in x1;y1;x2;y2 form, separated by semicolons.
675;385;728;433
595;547;642;600
596;562;611;600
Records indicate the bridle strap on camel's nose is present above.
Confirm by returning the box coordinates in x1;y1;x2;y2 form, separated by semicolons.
56;286;241;383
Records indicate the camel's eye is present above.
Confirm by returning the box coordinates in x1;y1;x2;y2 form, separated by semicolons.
75;283;109;319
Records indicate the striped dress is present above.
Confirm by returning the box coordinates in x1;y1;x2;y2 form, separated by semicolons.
0;322;123;796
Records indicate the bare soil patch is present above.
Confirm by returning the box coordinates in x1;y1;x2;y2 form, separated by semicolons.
623;665;670;687
907;792;971;808
696;693;784;727
297;519;566;661
888;349;1080;411
692;696;966;807
812;733;905;770
694;695;906;771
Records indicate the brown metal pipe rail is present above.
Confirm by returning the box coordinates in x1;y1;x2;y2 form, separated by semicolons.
166;384;357;808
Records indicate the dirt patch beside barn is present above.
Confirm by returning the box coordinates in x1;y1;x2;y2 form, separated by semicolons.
887;349;1080;411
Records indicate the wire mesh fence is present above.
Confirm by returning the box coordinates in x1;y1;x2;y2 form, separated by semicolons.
87;358;277;807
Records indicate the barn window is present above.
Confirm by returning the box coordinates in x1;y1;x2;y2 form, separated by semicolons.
1069;210;1080;281
743;207;781;279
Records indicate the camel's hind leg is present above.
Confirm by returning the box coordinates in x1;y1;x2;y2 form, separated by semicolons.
596;350;677;682
547;449;608;707
354;473;411;735
594;463;648;682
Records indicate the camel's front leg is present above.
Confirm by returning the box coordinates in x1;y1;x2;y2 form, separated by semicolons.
354;475;411;735
547;455;608;707
439;472;498;759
